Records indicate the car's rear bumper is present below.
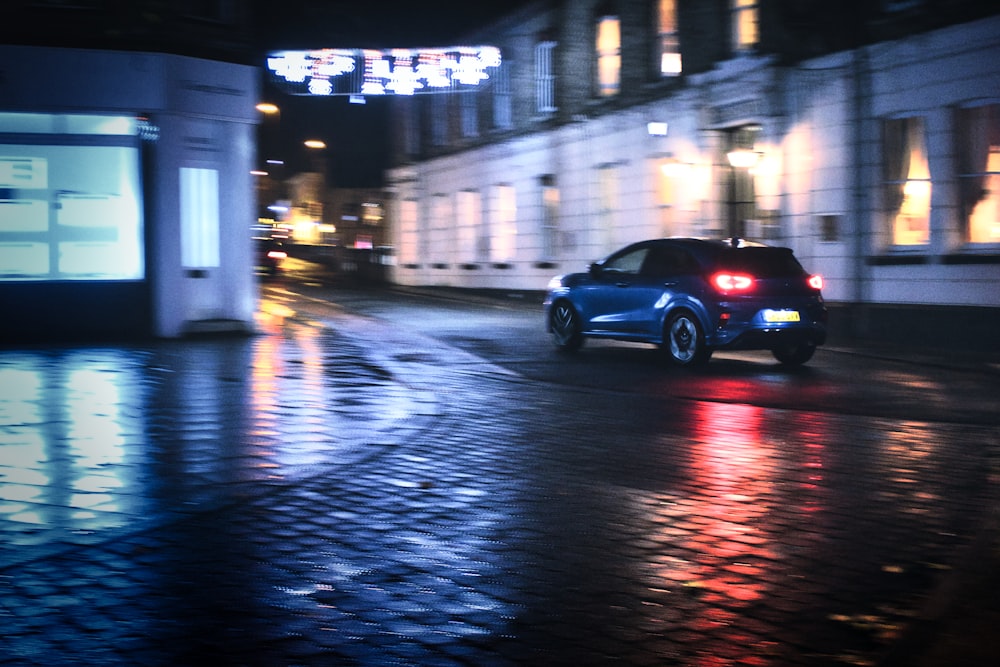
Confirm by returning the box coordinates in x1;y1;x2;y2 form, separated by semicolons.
713;325;827;351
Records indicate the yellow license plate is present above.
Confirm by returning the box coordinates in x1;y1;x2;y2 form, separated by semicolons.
763;309;800;323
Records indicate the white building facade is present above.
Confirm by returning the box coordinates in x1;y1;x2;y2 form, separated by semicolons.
0;45;260;339
386;1;1000;347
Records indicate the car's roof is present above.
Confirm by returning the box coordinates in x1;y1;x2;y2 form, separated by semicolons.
655;237;770;249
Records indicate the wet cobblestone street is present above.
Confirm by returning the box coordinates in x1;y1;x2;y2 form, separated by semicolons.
1;294;998;665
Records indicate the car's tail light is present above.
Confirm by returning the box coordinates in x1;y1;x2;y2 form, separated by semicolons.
711;272;754;292
808;274;824;290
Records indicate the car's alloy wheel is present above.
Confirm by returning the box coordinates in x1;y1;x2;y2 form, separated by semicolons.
664;311;709;366
550;302;583;351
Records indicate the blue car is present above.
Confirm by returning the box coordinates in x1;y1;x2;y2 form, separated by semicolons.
544;238;828;366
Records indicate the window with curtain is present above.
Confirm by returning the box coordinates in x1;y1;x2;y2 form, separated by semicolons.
956;103;1000;244
658;0;681;76
732;0;759;52
882;117;930;246
596;15;620;97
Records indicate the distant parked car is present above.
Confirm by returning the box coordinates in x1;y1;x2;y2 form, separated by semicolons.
544;238;828;366
255;237;287;275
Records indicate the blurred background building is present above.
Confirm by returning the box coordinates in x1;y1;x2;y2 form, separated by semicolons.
3;0;998;347
385;0;1000;348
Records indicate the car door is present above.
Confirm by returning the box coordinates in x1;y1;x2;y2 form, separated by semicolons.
581;244;665;336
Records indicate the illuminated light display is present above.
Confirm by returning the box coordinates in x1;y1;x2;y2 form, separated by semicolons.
266;46;502;96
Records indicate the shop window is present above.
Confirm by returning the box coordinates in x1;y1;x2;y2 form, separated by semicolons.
732;0;759;52
882;117;930;246
658;0;681;76
0;113;144;281
596;15;620;97
956;103;1000;244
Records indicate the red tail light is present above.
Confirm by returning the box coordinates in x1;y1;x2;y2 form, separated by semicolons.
712;272;754;292
808;274;824;290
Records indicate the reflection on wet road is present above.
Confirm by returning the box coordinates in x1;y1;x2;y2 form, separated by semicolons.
1;287;997;665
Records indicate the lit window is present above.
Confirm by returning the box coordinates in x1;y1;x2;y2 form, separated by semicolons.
456;190;481;261
490;184;517;263
180;167;220;268
398;199;418;266
596;15;620;97
883;117;930;246
536;41;557;114
732;0;759;52
956;104;1000;244
598;164;619;252
540;175;560;259
658;0;681;76
430;194;452;264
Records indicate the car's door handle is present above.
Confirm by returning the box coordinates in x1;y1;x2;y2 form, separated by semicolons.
615;282;630;288
663;281;678;287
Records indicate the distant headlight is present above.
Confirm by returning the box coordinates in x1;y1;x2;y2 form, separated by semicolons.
547;275;565;290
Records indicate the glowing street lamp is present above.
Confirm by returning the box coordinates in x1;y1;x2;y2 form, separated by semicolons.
304;139;326;149
256;102;280;115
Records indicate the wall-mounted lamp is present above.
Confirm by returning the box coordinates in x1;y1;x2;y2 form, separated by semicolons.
726;148;761;169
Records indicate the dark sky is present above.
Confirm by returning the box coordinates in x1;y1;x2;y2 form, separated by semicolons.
254;0;531;187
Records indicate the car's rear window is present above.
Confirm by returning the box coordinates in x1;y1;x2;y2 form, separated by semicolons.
715;247;805;278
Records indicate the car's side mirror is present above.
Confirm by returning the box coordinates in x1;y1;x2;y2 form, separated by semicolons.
589;262;602;276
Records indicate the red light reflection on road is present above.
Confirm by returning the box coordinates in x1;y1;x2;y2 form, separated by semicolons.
682;400;771;606
641;394;832;662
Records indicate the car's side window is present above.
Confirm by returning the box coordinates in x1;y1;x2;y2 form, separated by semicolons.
603;247;648;274
642;245;697;277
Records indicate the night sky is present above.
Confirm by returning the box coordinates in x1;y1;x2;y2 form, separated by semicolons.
254;0;531;186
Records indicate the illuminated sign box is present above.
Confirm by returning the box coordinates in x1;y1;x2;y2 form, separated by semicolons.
267;46;502;97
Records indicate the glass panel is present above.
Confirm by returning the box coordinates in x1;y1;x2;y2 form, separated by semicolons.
180;167;221;268
0;112;144;282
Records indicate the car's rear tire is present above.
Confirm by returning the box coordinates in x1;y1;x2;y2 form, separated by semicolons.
663;311;710;366
550;301;583;352
772;342;815;366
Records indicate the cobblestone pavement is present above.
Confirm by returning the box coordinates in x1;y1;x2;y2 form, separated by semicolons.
1;292;998;666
